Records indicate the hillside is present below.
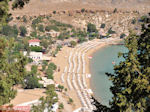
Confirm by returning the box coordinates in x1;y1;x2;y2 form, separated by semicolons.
10;0;150;16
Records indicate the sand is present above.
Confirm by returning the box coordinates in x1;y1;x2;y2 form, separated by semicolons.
9;38;122;112
52;38;122;112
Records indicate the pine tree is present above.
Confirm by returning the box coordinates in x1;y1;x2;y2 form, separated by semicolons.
105;14;150;112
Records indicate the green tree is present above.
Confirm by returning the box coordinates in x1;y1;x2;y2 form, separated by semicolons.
0;37;27;105
31;84;58;112
48;62;57;70
38;24;44;32
19;25;27;37
87;23;97;33
105;15;150;112
58;103;64;109
70;40;77;47
68;98;73;104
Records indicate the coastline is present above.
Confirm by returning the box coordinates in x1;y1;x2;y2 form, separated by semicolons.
52;38;123;112
87;39;123;102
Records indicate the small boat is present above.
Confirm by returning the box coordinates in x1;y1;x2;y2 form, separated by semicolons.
88;56;93;59
112;61;115;65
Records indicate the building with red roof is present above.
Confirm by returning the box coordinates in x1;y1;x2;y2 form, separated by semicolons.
28;39;40;46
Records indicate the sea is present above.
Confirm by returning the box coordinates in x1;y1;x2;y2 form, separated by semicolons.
90;44;127;106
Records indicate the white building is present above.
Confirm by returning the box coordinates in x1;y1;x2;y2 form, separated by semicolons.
23;51;43;61
46;30;60;37
28;39;40;46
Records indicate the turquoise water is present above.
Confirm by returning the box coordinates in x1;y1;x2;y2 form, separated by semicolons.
90;45;127;106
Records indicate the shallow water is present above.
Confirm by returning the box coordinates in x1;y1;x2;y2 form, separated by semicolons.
90;44;127;106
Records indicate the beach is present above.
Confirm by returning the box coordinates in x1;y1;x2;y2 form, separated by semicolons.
52;37;122;112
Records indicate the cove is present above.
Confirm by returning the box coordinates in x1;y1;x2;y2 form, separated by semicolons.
90;44;127;106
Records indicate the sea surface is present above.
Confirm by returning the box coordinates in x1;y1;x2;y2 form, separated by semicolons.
90;44;127;106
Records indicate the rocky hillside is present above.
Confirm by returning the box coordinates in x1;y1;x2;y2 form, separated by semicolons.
10;0;150;16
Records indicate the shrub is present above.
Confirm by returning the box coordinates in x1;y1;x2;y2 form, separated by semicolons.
87;23;97;33
47;74;53;79
53;11;56;14
45;25;59;32
120;33;126;39
68;98;73;104
78;37;87;43
81;8;85;13
113;8;117;13
19;26;27;37
1;25;18;37
30;31;37;37
100;23;105;28
22;15;27;23
70;41;77;47
46;68;53;76
24;75;42;89
38;24;44;32
30;46;42;52
58;103;64;109
48;63;57;70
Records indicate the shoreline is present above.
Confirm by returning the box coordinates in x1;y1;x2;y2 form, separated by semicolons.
52;38;123;112
87;39;123;102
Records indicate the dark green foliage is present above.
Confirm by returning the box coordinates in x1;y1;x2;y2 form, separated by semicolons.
87;23;97;33
1;25;18;37
46;68;53;76
81;8;85;13
70;40;77;47
30;46;42;52
56;45;62;51
48;63;57;70
53;11;56;14
58;103;64;109
31;84;58;112
22;15;27;23
19;25;27;37
30;31;37;37
113;8;117;13
12;0;30;9
78;37;87;43
45;25;59;32
24;75;42;89
100;23;105;28
131;18;136;24
0;38;27;105
38;24;44;32
120;33;126;39
108;27;116;34
105;14;150;112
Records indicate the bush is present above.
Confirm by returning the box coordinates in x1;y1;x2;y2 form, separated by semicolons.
100;23;105;28
24;75;42;89
48;63;57;70
46;68;53;76
70;41;77;47
68;98;73;104
78;37;87;43
30;46;42;52
19;26;27;37
1;25;18;37
47;74;53;79
53;11;56;14
58;103;64;109
81;8;85;13
22;15;27;23
38;24;44;32
87;23;97;33
120;33;126;39
30;31;37;37
45;25;59;32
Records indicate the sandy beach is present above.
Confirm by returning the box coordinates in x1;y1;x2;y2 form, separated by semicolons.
9;38;122;112
52;37;122;112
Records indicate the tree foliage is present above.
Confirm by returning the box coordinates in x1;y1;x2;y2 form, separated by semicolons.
31;84;58;112
0;37;27;105
104;14;150;112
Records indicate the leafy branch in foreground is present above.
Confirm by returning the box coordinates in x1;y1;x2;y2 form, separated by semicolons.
31;84;58;112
